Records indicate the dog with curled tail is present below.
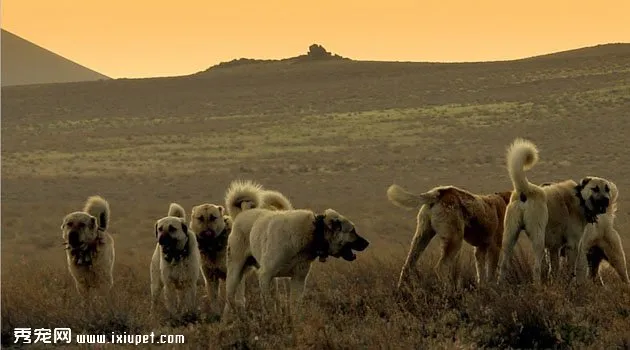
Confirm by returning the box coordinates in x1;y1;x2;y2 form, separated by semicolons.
150;203;201;320
222;207;370;320
497;138;617;285
61;195;114;298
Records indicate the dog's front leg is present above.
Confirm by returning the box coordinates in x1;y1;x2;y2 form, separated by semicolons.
163;284;178;318
289;264;311;319
600;228;630;284
181;283;198;321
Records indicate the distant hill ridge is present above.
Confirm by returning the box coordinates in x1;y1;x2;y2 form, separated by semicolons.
202;44;349;72
200;42;630;73
1;29;110;87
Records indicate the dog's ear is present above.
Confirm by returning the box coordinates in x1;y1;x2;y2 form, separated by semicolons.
580;177;592;188
154;221;159;238
60;218;67;230
180;219;188;234
191;206;197;218
218;206;225;216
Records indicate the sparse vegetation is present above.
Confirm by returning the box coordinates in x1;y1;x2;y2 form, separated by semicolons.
2;45;630;349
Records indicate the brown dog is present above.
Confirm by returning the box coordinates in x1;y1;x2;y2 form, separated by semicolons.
189;203;232;311
61;196;114;298
387;184;512;288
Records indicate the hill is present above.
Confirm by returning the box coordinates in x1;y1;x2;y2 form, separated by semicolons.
0;29;110;87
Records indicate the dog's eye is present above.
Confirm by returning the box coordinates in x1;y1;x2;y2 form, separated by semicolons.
197;216;204;221
209;215;216;221
604;185;610;193
592;187;600;193
78;223;85;228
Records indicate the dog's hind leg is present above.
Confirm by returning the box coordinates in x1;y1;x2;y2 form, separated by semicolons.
498;204;524;284
257;268;276;316
486;245;500;283
545;247;560;283
397;206;435;290
433;219;464;286
524;207;548;285
474;247;488;285
223;257;249;320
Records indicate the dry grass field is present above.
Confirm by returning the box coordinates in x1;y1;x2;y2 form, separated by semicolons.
2;44;630;349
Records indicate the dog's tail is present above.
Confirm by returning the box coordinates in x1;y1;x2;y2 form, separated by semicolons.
260;190;293;211
506;138;539;194
224;179;264;220
386;184;439;209
83;195;110;232
168;203;186;219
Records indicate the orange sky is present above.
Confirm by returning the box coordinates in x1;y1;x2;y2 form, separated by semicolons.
2;0;629;79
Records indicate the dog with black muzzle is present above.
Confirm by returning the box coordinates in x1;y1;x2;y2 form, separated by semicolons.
497;138;618;285
189;203;232;311
61;195;114;298
222;207;369;319
574;180;629;285
150;203;201;320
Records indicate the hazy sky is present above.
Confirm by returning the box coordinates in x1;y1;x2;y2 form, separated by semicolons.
2;0;629;79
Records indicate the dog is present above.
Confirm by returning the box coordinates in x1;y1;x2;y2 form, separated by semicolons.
574;181;629;285
224;179;296;299
497;138;616;284
150;203;201;320
61;195;114;298
387;184;512;288
189;203;233;311
222;207;370;318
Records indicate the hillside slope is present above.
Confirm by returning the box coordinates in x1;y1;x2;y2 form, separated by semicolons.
1;29;110;87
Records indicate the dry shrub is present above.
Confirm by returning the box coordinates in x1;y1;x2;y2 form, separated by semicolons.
2;243;630;349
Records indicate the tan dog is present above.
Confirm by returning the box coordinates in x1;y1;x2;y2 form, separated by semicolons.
222;207;369;318
61;196;114;297
497;138;616;284
189;203;233;311
224;179;295;298
387;184;512;288
574;181;629;285
150;203;201;319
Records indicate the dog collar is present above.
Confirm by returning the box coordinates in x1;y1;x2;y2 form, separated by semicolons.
196;227;229;260
65;236;103;267
311;214;330;261
163;235;191;264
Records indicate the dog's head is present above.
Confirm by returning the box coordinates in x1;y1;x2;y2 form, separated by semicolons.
320;209;369;262
190;204;227;240
61;211;99;248
155;216;189;253
576;176;617;220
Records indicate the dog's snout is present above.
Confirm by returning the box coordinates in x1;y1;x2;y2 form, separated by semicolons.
352;236;370;251
68;230;80;246
158;233;171;246
602;197;610;207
